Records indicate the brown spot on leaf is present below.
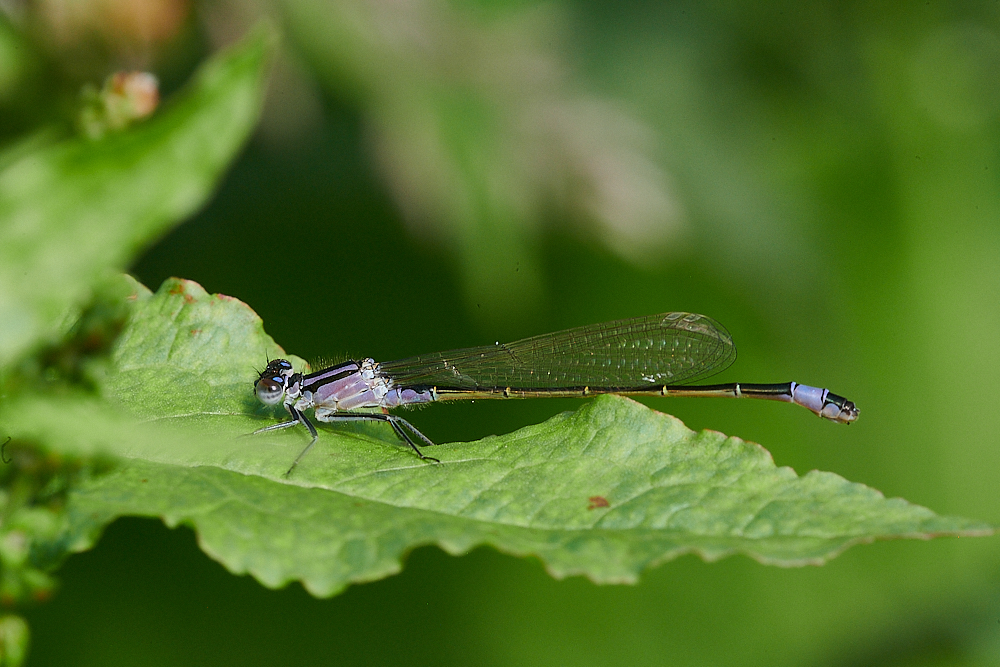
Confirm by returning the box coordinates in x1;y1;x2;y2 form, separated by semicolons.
587;496;609;510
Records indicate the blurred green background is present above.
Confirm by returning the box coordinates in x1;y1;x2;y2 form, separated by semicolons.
4;0;1000;664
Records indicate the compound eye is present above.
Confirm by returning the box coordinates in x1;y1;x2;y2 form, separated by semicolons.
255;375;286;405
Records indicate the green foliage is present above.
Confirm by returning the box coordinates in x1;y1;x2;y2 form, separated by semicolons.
0;9;993;641
0;24;273;367
3;276;993;599
0;615;28;667
0;25;273;618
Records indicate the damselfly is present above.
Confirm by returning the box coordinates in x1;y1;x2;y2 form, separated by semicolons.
253;312;858;475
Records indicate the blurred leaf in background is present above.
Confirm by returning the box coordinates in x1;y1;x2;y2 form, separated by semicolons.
281;0;684;323
0;22;271;367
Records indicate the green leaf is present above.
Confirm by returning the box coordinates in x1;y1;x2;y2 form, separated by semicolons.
0;615;28;667
0;25;274;367
0;16;34;101
2;277;994;596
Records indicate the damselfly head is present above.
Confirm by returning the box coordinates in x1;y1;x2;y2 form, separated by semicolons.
255;359;294;405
